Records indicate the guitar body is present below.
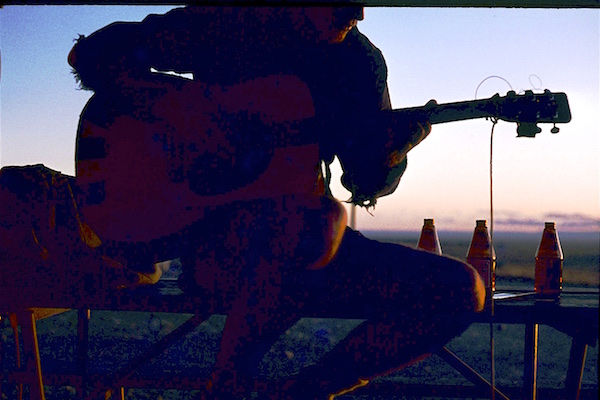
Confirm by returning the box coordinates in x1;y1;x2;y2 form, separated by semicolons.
75;73;346;267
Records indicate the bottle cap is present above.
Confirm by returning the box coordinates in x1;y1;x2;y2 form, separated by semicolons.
545;222;556;229
424;218;435;226
476;220;487;228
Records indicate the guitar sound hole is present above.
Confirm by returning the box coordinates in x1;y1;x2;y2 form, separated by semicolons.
187;112;275;195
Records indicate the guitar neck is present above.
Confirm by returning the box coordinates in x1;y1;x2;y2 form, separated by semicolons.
429;99;495;125
396;98;495;125
393;91;571;127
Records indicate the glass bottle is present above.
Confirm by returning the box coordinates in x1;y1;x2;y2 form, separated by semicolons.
466;220;496;295
534;222;563;298
417;218;442;255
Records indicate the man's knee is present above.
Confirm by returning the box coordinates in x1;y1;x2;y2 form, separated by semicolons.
463;261;486;312
440;256;486;314
330;233;486;313
399;250;486;316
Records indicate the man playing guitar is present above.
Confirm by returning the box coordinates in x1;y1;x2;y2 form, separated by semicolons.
65;6;485;399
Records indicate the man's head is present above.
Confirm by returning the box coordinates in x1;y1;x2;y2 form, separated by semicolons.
288;6;364;44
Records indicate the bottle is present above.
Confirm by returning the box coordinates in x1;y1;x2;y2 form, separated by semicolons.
534;222;563;298
417;218;442;255
466;220;496;295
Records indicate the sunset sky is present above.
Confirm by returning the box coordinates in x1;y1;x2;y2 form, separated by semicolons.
1;5;598;233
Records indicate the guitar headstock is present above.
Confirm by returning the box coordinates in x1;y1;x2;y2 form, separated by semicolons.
494;89;572;137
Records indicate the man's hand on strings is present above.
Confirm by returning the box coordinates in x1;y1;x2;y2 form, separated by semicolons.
386;109;432;169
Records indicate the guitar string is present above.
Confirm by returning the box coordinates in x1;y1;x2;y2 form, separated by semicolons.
475;74;542;99
490;118;498;276
489;116;499;400
479;76;542;399
474;75;507;400
474;76;514;100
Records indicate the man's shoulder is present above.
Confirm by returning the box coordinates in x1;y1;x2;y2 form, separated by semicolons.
140;6;209;28
140;6;269;31
346;28;386;65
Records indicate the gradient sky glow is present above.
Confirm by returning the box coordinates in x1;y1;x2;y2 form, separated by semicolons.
1;5;599;233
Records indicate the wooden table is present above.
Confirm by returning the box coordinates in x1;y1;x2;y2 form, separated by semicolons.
396;288;599;400
490;288;598;400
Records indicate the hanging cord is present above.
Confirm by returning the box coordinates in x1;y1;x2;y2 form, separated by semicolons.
490;117;497;262
489;116;499;400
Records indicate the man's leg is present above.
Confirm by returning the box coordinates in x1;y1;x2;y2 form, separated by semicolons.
181;215;484;399
180;199;310;399
279;228;485;399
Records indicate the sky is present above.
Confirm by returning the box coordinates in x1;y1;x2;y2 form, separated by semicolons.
1;5;599;234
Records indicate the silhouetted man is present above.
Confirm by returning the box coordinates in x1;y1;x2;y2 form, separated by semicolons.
18;6;484;399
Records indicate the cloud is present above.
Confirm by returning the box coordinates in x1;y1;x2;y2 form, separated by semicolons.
493;211;599;232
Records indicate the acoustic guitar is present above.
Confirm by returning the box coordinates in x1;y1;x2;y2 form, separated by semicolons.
74;72;571;266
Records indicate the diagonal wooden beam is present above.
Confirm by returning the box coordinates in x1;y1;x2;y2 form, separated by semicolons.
14;310;46;400
437;346;511;400
85;313;205;400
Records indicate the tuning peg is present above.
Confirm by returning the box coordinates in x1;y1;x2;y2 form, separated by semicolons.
551;124;560;134
424;99;439;109
517;122;542;137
